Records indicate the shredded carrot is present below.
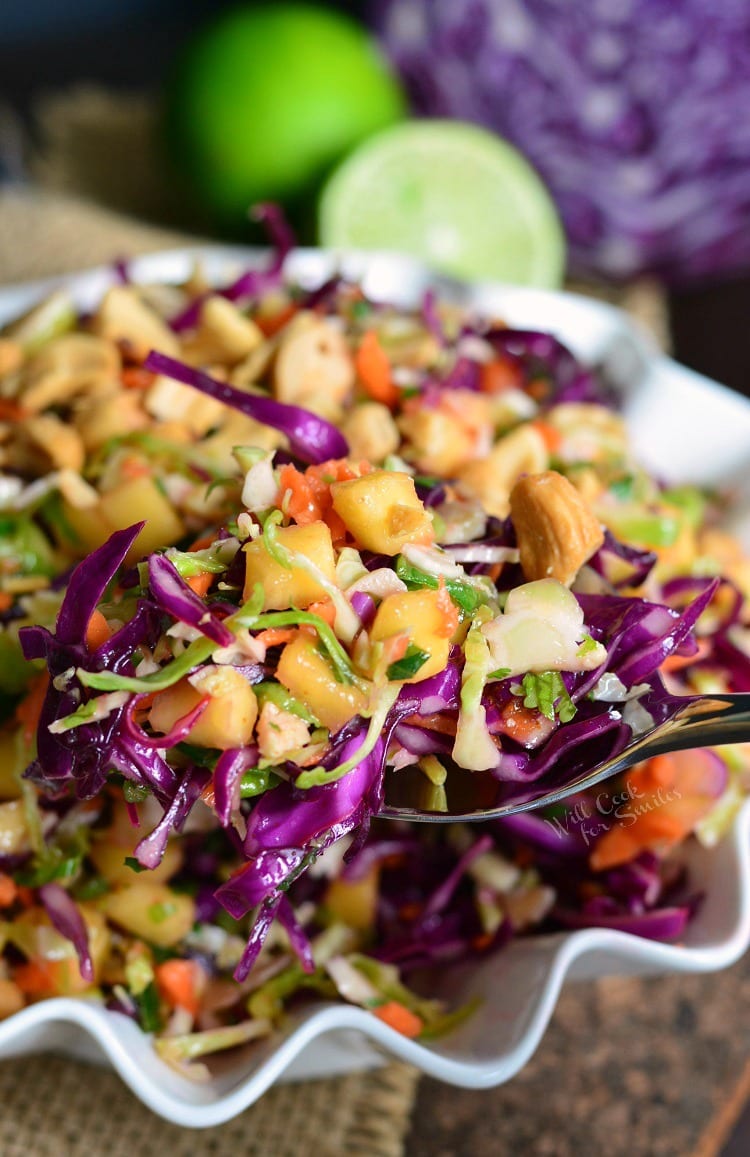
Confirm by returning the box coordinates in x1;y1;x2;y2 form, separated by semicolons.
132;691;159;722
186;571;214;598
633;754;676;790
278;459;366;544
0;873;17;908
256;303;297;337
15;886;34;909
188;531;219;552
278;463;324;525
372;1000;423;1039
499;698;547;746
85;609;112;651
531;419;563;454
200;778;216;809
306;599;337;627
119;456;151;481
383;632;410;666
355;330;398;408
403;712;458;737
14;959;56;997
121;367;155;390
155;958;204;1018
590;751;719;871
479;356;523;394
0;592;12;614
0;398;26;422
15;673;49;746
435;581;460;638
662;638;712;672
255;627;298;648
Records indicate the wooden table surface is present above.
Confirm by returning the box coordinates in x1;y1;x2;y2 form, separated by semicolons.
405;953;750;1156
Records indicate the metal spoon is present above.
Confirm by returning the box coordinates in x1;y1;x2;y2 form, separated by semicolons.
381;691;750;823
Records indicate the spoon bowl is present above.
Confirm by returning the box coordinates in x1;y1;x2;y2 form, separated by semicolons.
381;691;750;823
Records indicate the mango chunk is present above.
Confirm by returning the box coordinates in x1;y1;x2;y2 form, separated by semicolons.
100;882;195;949
149;665;258;750
330;471;433;555
370;589;452;682
276;635;368;734
98;475;184;565
243;520;336;609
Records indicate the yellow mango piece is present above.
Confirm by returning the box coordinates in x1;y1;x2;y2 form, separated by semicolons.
98;475;184;565
330;471;434;555
59;499;113;556
89;832;183;888
243;520;336;609
149;665;258;751
371;589;451;682
325;866;379;932
276;635;368;734
100;882;195;948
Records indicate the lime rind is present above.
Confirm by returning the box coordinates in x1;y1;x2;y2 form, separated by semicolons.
319;120;566;288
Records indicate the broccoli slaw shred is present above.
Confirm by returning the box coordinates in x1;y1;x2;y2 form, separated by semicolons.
0;226;747;1076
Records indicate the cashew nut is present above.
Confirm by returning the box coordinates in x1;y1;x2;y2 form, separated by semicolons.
340;402;400;463
91;286;180;362
398;390;493;478
17;334;121;412
457;424;549;518
0;340;22;379
10;414;85;474
144;373;226;437
273;312;354;420
181;295;264;367
74;389;149;451
231;337;277;389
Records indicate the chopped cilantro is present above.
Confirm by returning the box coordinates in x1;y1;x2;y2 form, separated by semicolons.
387;645;430;682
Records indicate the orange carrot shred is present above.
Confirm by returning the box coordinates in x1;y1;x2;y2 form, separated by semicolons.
372;1001;423;1038
85;609;112;651
479;356;523;395
155;958;203;1018
355;330;398;408
121;367;155;390
186;571;214;598
530;419;563;454
306;599;337;627
256;303;297;337
14;959;56;997
0;873;17;908
256;627;298;648
16;673;50;745
188;531;219;552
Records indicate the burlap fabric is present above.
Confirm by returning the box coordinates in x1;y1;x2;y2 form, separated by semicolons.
0;1053;418;1156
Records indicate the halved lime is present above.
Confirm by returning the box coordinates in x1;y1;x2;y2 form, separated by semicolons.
319;120;566;287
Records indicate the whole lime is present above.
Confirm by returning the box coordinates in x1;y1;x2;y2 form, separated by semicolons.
164;3;406;227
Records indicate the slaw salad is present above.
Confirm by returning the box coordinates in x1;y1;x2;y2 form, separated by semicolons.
0;217;747;1079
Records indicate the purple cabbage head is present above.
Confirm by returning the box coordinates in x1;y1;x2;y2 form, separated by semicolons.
373;1;750;284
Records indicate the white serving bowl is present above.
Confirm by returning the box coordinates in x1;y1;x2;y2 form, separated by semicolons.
1;249;749;1128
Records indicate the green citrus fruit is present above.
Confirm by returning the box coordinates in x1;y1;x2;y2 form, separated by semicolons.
319;120;566;286
164;3;406;226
